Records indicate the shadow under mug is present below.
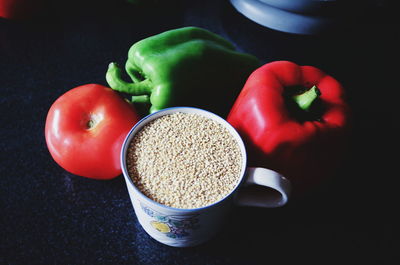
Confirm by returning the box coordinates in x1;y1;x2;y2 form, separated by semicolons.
120;107;291;247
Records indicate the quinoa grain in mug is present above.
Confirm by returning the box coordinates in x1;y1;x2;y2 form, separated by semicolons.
126;112;242;209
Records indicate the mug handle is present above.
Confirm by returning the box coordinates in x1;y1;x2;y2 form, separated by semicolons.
235;167;291;208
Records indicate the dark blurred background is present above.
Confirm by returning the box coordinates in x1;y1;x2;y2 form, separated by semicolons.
1;0;398;264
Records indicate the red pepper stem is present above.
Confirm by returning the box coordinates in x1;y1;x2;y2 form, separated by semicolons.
292;85;321;111
106;62;153;95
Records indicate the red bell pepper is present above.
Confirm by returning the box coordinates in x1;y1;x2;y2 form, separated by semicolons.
0;0;40;19
227;61;350;196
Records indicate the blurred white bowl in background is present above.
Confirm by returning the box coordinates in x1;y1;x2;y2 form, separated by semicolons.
259;0;338;14
230;0;340;34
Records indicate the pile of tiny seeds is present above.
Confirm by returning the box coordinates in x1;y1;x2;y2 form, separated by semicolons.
126;112;242;209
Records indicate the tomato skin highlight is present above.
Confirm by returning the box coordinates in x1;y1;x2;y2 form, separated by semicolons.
45;84;140;180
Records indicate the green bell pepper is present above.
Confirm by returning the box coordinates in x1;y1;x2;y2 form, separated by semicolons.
106;26;261;115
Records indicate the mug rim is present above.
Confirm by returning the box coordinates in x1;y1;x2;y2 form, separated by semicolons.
120;106;248;213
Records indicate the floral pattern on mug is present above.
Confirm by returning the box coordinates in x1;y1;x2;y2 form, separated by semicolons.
141;203;200;238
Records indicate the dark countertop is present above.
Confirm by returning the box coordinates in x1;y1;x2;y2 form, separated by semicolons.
1;1;398;264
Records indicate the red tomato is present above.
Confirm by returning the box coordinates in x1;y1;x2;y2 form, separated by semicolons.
45;84;140;180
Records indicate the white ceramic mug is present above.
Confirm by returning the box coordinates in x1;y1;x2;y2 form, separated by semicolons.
120;107;291;247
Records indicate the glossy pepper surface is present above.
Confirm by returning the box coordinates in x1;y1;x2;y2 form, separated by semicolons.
227;61;350;196
106;26;260;116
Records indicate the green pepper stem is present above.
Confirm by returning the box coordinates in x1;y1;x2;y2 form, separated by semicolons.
292;85;321;111
106;62;153;95
132;95;151;104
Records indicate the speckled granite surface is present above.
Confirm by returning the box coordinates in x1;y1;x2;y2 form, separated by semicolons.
1;1;398;264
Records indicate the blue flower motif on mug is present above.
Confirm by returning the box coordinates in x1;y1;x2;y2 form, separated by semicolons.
140;203;200;238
